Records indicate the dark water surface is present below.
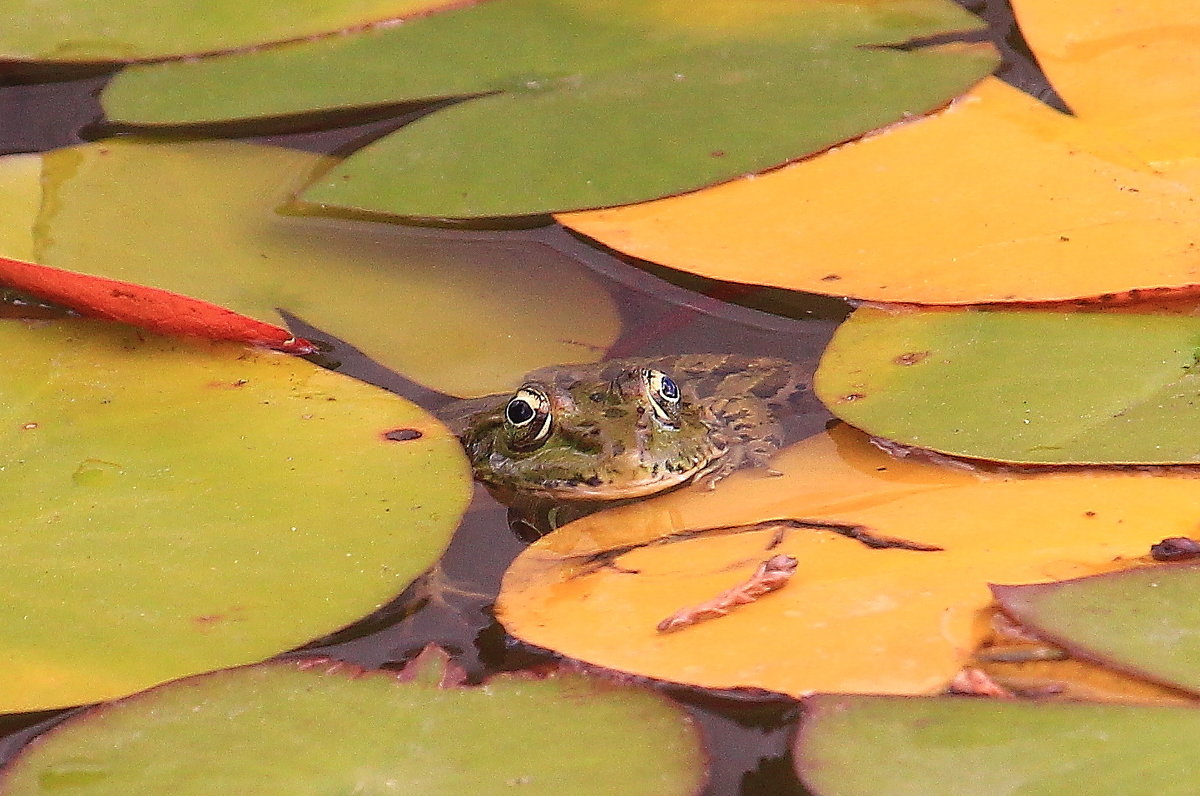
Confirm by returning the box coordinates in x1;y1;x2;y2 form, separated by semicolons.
0;2;1054;791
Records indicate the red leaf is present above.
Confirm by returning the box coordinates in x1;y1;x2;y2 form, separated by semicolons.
0;255;314;353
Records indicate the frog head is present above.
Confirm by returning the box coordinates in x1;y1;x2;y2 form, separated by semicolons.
459;366;726;501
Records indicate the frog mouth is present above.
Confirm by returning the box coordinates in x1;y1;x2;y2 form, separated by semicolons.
523;459;713;501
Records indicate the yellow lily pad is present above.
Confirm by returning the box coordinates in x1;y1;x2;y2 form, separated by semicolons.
496;424;1200;697
1;140;618;397
559;77;1200;304
0;153;39;262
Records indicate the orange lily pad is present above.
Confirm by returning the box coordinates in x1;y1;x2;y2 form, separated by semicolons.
1011;0;1200;166
496;424;1200;697
558;77;1200;304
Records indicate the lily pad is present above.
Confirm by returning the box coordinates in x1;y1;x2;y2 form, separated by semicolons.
495;423;1200;697
1012;0;1200;165
0;652;706;795
0;318;470;711
795;694;1200;796
964;605;1200;705
994;564;1200;695
0;139;618;397
0;0;452;62
103;0;998;217
813;304;1200;464
559;77;1200;304
0;154;39;262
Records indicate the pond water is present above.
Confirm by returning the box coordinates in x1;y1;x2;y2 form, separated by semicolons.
0;2;1055;791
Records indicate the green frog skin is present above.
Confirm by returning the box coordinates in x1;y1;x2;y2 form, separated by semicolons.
447;354;805;503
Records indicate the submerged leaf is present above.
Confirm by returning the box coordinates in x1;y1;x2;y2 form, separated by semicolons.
814;305;1200;464
496;424;1200;697
0;657;706;795
104;0;998;217
795;694;1200;796
0;319;470;711
0;0;453;62
0;139;618;397
994;564;1200;695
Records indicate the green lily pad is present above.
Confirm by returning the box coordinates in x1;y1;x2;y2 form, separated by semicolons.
796;694;1200;796
993;564;1200;695
0;652;706;795
102;0;999;217
0;318;470;711
0;0;452;62
813;305;1200;464
3;139;618;398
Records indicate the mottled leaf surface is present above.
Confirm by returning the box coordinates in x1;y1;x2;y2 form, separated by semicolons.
0;319;469;711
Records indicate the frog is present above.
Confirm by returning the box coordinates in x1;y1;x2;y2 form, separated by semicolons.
443;354;807;504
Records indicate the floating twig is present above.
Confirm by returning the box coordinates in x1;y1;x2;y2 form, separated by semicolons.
656;554;799;633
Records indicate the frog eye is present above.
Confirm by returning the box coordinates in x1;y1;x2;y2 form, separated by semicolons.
646;370;681;426
504;386;553;450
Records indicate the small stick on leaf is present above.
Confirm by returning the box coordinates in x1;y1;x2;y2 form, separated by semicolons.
656;554;798;633
947;667;1017;699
